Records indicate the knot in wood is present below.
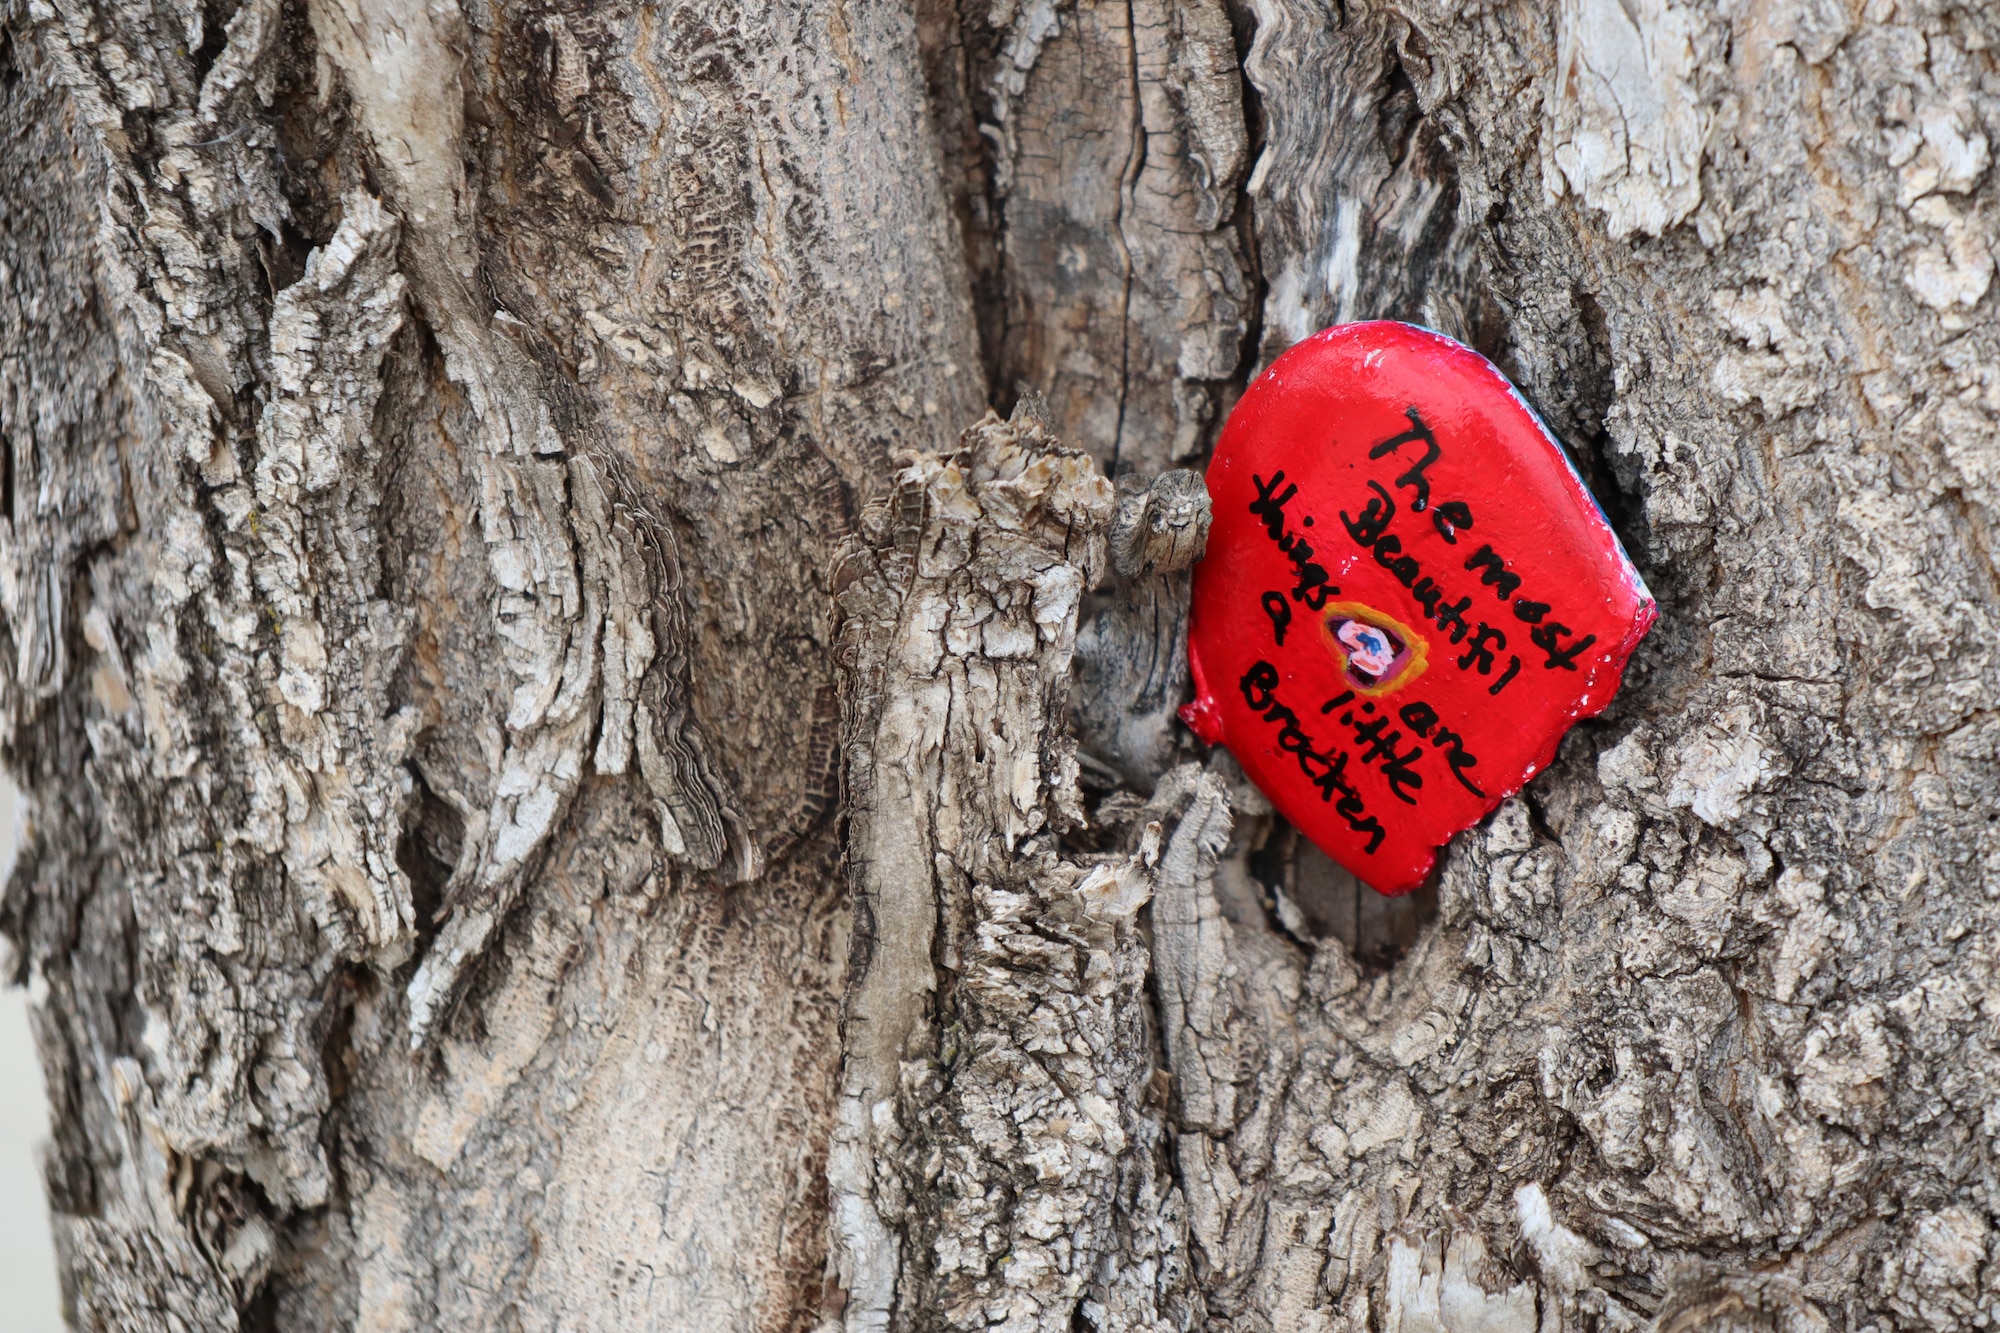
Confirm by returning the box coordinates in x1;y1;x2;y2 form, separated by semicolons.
1110;468;1212;577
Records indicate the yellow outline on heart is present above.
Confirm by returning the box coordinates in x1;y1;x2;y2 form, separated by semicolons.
1318;601;1430;697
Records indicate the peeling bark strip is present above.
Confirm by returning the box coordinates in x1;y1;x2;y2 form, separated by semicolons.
830;405;1123;1329
6;0;2000;1322
833;410;1274;1331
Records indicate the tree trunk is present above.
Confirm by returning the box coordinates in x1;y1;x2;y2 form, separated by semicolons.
3;0;1997;1325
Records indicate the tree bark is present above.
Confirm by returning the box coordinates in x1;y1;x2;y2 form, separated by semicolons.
3;0;1998;1327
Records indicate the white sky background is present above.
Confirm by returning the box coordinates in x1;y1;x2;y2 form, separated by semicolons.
0;776;66;1331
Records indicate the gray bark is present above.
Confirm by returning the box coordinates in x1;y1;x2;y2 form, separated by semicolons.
2;0;1997;1328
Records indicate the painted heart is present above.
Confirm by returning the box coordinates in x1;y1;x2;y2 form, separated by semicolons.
1181;321;1657;894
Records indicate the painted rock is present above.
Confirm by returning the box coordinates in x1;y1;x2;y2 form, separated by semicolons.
1181;322;1656;894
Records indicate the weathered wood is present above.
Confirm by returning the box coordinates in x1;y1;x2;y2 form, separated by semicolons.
1075;467;1211;790
946;0;1256;475
3;0;1998;1327
1;0;974;1318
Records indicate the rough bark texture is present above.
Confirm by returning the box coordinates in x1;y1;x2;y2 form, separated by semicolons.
3;0;1999;1328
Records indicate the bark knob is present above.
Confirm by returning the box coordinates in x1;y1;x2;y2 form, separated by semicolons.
1110;469;1212;578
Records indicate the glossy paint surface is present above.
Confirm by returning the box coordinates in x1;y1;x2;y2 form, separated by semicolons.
1183;322;1656;893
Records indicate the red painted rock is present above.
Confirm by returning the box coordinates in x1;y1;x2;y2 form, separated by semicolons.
1182;322;1656;894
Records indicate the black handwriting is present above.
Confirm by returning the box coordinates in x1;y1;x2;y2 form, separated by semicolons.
1241;663;1386;852
1368;407;1442;512
1395;701;1487;797
1251;471;1337;610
